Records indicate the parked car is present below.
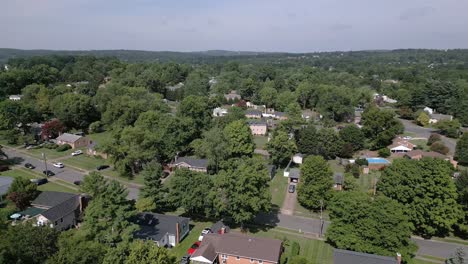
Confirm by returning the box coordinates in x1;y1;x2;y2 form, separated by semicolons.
24;163;35;169
31;178;48;186
96;165;110;171
187;241;201;255
403;136;412;140
73;180;82;186
53;162;64;168
198;228;212;241
288;184;296;193
71;150;83;156
43;170;55;176
180;255;190;264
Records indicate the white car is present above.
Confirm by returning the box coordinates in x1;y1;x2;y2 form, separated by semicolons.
198;228;212;241
403;136;412;140
53;162;64;168
71;150;83;156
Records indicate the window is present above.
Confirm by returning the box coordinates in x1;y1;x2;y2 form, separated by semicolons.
60;218;63;223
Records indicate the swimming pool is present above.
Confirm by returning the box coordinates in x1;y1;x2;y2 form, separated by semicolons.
366;158;390;164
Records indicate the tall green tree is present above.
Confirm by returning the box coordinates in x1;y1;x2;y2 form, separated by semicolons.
81;180;138;244
378;158;461;238
296;125;318;155
297;156;334;210
326;192;416;262
177;95;212;133
223;120;255;158
455;134;468;165
361;106;403;149
315;128;344;160
102;240;176;264
7;177;38;210
266;130;297;166
191;126;229;172
139;161;166;211
48;231;109;264
339;124;365;151
51;93;98;129
454;170;468;238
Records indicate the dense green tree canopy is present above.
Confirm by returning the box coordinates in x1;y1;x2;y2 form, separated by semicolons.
361;107;404;149
297;156;334;210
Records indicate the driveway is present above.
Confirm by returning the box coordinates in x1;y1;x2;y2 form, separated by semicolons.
399;118;457;155
280;183;297;215
3;147;139;200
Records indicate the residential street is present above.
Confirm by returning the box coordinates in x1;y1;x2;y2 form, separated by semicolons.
3;145;467;260
399;118;457;155
2;147;140;200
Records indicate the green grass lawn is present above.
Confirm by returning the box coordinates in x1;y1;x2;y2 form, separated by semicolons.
87;131;112;144
171;221;213;259
270;170;288;208
357;171;380;193
328;160;345;173
254;135;269;149
37;181;78;193
410;139;429;151
294;202;329;220
62;154;110;171
26;147;75;160
247;228;334;264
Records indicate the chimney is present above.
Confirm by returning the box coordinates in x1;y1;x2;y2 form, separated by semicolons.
176;222;180;245
396;253;401;264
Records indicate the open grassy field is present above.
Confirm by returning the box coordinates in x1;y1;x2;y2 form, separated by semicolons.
87;131;112;144
270;169;287;208
254;135;269;149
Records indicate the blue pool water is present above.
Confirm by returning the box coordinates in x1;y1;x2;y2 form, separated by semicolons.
366;158;390;164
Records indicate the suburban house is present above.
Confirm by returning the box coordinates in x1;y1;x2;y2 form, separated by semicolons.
429;113;453;124
248;121;268;136
388;139;415;153
245;109;262;119
404;150;458;168
213;107;228;117
190;233;283;264
17;191;86;231
292;153;304;164
87;141;108;159
224;90;242;101
333;173;344;191
171;157;209;173
274;112;288;120
423;106;434;115
333;249;401;264
134;212;190;247
56;133;90;149
8;95;22;101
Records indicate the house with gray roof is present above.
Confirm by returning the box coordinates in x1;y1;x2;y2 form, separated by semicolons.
287;168;300;183
56;133;90;149
29;191;85;231
224;90;241;101
333;249;401;264
134;213;190;247
191;233;282;264
171;157;209;173
245;109;262;119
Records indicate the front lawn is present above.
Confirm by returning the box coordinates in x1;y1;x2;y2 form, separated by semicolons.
62;154;110;171
26;147;75;160
270;169;288;208
38;181;78;193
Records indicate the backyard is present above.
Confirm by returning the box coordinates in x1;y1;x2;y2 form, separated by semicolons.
254;135;269;149
270;169;287;208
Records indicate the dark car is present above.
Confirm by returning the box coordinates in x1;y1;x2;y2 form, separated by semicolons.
73;180;82;186
96;165;110;171
30;178;48;186
24;163;35;169
288;184;296;193
180;255;190;264
43;170;55;176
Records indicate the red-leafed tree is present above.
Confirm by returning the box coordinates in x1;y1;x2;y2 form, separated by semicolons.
41;119;64;139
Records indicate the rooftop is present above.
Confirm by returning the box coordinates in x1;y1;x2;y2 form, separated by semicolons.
31;191;77;208
174;157;209;168
56;133;83;143
134;213;190;242
289;168;300;178
0;176;13;196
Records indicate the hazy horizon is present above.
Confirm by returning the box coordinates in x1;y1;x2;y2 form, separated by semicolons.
2;0;468;52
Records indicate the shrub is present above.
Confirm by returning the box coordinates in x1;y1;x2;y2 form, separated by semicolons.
56;144;71;152
430;142;449;155
43;143;58;149
427;133;441;146
355;158;368;166
351;164;360;178
378;148;391;158
290;241;300;257
89;121;104;134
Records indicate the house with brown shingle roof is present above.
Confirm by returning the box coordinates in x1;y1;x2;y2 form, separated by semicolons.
190;233;282;264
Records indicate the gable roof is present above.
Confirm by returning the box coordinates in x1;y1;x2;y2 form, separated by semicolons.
56;133;83;143
32;191;77;208
248;120;267;126
246;109;262;116
333;249;397;264
41;195;80;221
174;157;209;168
195;233;282;263
134;213;190;242
405;150;446;159
289;168;300;179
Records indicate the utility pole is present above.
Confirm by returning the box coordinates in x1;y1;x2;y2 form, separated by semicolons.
319;199;324;237
42;152;48;178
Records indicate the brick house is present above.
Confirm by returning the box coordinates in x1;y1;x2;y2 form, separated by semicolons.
190;233;282;264
248;121;267;136
56;133;90;149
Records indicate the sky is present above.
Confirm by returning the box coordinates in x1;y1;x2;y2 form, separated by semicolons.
1;0;468;52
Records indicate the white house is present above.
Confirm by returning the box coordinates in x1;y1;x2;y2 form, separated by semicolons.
293;153;304;164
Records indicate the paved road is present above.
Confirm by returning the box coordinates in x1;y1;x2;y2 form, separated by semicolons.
3;147;139;200
399;118;457;155
413;237;468;259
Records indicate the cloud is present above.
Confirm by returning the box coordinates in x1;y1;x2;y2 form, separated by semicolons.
399;6;436;21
